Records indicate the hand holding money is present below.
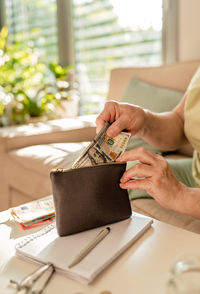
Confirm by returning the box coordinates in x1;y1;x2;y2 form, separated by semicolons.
72;122;131;169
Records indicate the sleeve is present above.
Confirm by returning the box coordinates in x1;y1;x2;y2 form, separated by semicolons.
187;66;200;91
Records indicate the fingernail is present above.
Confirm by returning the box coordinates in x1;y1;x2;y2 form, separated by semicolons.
106;131;112;138
107;128;115;138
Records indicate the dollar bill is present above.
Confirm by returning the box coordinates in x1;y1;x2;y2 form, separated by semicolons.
72;122;131;169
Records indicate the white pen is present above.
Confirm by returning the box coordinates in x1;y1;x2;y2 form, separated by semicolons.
68;227;110;268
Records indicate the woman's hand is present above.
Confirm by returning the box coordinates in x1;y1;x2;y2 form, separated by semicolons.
117;147;186;210
96;101;146;137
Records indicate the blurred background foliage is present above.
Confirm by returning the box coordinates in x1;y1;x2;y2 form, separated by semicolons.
0;26;74;126
2;0;162;119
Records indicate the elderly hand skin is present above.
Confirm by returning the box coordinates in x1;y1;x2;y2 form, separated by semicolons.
96;101;146;138
117;147;200;219
97;99;200;218
96;98;188;151
117;147;189;212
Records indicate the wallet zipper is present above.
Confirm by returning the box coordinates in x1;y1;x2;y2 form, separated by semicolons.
52;162;125;173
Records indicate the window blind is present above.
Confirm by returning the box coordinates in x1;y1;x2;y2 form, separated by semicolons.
4;0;58;63
4;0;163;115
72;0;163;114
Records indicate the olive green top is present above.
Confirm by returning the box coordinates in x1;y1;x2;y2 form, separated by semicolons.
184;67;200;187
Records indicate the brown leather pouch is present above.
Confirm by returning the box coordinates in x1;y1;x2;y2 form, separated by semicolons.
50;162;131;236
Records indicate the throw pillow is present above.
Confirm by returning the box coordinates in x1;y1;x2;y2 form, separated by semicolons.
120;77;184;112
120;77;184;199
120;77;184;154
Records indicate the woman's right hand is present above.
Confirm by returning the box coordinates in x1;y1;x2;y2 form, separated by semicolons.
96;101;147;137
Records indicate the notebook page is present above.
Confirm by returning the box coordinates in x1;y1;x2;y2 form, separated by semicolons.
16;214;153;284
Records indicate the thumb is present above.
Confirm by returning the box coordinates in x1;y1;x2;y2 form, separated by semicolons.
106;117;131;137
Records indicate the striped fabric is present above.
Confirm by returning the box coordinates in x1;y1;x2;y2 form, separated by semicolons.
72;0;162;114
4;0;162;114
4;0;58;63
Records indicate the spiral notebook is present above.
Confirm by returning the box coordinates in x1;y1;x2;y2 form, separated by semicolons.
15;214;153;284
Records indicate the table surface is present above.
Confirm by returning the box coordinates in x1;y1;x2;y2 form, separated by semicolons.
0;210;200;294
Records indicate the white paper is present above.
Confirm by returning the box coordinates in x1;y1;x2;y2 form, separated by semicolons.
16;214;153;284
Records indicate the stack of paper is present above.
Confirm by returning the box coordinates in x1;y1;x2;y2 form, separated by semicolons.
11;196;55;229
15;214;153;284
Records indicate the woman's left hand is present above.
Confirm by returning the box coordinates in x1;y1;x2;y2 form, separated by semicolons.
117;147;186;210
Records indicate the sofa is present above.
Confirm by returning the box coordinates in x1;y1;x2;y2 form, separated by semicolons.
1;59;200;233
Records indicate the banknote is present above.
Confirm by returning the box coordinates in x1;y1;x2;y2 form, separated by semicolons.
72;122;131;169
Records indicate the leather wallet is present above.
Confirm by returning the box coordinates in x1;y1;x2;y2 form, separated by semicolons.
50;162;131;236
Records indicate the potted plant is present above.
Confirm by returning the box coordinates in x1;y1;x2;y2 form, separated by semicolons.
0;27;79;126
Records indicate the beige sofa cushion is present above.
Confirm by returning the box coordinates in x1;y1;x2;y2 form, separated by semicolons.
6;142;89;199
131;199;200;234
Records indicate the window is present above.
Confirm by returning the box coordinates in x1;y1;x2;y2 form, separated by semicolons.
3;0;164;115
4;0;58;63
72;0;163;114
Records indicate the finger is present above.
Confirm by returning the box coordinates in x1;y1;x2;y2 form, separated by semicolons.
96;120;105;134
117;147;157;166
106;117;130;137
96;114;108;134
120;163;152;183
120;178;152;192
96;101;118;134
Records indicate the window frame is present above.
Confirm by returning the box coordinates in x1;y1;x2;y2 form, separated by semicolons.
162;0;178;64
0;0;5;31
0;0;179;83
0;0;179;65
56;0;75;67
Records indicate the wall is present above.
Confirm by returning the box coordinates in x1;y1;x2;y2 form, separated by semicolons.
178;0;200;61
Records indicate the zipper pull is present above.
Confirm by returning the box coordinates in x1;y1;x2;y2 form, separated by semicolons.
52;168;64;172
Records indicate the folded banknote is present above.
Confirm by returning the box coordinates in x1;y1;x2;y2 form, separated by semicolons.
72;122;131;169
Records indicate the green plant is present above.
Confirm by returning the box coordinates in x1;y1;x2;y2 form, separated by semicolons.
0;27;74;126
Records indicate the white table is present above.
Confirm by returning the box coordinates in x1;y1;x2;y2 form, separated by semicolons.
0;210;200;294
